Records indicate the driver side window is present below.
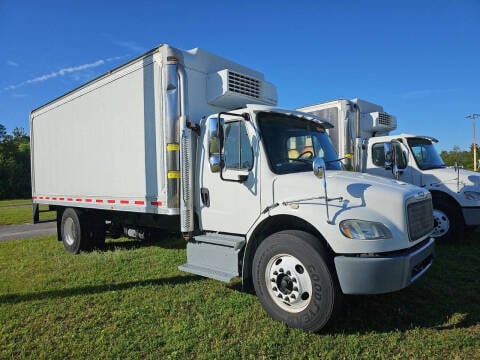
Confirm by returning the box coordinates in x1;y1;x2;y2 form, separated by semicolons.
223;121;253;170
371;142;407;169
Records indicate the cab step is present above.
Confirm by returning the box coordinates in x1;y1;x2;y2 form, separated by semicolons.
178;233;246;283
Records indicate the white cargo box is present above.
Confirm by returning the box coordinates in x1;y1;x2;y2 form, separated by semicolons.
30;44;277;215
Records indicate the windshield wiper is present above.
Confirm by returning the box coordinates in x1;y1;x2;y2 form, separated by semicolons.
279;157;312;164
421;165;446;170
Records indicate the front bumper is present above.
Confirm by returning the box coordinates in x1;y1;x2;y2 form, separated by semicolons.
334;238;434;294
462;206;480;226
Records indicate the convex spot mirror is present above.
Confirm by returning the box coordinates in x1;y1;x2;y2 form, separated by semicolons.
207;117;224;173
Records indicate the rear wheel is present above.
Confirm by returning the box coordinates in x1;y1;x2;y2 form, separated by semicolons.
432;197;464;243
252;230;341;332
61;208;88;254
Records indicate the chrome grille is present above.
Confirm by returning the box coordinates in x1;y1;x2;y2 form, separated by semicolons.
228;71;260;98
407;199;434;241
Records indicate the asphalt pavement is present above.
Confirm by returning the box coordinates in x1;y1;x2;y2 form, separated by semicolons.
0;222;56;242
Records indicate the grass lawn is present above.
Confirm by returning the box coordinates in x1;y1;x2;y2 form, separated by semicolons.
0;200;54;225
1;233;480;359
0;199;32;207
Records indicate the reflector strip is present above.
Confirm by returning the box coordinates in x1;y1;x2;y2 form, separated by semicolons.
32;196;155;206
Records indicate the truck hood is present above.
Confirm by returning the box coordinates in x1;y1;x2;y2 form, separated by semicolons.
269;170;432;254
421;167;480;192
273;170;428;212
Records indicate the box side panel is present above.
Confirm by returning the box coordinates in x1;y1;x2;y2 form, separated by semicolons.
31;57;165;205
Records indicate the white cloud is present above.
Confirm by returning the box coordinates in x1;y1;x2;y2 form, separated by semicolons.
113;40;145;54
3;56;126;92
7;61;19;67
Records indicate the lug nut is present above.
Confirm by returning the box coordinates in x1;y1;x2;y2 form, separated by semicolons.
272;287;277;291
292;278;297;283
291;294;296;299
271;278;275;283
278;294;283;299
284;297;290;302
293;287;298;292
286;270;291;275
273;271;278;275
279;268;284;273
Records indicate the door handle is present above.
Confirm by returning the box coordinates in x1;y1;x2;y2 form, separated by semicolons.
200;188;210;207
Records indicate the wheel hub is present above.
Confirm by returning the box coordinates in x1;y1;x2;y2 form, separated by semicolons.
266;254;312;313
432;209;450;237
277;273;293;295
64;217;76;246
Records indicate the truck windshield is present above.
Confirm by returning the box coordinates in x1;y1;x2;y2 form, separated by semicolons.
407;138;446;170
258;112;342;174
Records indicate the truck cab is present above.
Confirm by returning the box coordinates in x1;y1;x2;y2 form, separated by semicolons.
366;134;480;242
181;104;435;331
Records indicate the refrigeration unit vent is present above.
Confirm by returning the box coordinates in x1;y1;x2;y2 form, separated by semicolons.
207;69;277;108
370;111;397;132
227;71;260;99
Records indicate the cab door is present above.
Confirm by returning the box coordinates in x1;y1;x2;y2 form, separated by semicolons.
198;116;261;234
367;140;413;182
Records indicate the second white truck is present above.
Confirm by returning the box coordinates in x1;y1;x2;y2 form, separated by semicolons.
31;46;434;332
299;98;480;242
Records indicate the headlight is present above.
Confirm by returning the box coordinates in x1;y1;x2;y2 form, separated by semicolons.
340;219;392;240
464;191;480;201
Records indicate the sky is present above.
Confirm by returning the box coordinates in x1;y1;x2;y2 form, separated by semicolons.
0;0;479;151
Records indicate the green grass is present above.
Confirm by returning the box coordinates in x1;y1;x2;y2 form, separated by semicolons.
0;201;54;225
1;233;480;359
0;199;32;207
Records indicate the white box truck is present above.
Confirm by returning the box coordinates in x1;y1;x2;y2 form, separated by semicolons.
31;45;434;332
299;98;480;242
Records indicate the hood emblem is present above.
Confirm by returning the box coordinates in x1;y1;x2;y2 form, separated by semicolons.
415;191;427;199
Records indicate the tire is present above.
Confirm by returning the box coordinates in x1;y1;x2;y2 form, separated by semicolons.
252;230;341;332
432;197;464;243
61;208;89;254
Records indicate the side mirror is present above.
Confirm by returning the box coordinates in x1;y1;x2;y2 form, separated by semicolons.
384;142;393;170
313;157;326;179
207;117;224;173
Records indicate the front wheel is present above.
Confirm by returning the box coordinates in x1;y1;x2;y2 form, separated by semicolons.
432;197;464;243
252;230;341;332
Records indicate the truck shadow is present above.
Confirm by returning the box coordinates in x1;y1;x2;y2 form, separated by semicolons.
328;238;480;334
100;234;186;251
0;275;200;305
228;235;480;334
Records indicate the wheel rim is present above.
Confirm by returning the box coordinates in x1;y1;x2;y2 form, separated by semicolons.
432;208;450;238
64;217;76;246
265;254;312;313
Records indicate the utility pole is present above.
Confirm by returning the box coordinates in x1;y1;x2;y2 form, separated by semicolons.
466;114;480;171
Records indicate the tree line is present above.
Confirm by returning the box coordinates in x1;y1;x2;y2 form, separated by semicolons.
0;121;478;200
0;124;31;200
440;144;479;170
